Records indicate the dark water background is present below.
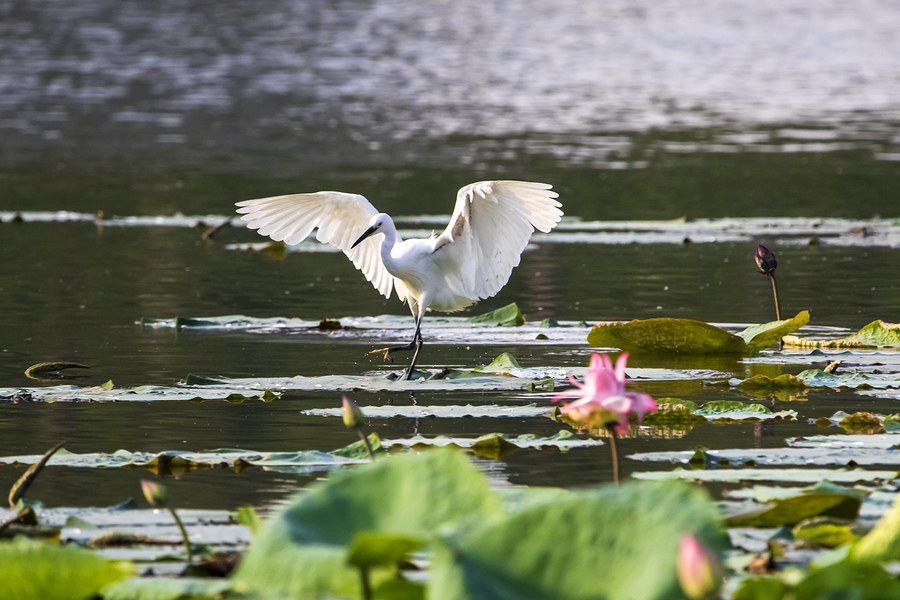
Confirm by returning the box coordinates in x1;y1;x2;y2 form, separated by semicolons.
1;0;899;511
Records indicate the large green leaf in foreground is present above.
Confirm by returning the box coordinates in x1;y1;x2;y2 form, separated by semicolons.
587;311;809;354
0;537;133;600
234;448;501;599
429;480;727;600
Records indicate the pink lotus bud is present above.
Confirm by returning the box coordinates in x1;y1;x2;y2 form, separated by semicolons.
342;395;366;429
140;479;168;508
677;534;723;599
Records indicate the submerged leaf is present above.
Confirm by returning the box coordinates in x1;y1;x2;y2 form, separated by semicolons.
467;303;525;327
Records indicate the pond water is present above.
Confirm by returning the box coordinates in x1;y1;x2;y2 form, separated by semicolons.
1;0;899;540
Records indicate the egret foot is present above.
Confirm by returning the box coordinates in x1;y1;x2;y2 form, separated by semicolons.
365;348;394;363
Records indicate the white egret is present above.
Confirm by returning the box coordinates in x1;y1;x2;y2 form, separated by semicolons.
236;180;562;380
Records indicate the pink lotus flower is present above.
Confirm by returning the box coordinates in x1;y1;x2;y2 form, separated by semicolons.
678;534;723;599
553;353;657;434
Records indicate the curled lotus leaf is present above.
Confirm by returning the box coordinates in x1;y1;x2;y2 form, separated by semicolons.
467;302;525;327
783;320;900;349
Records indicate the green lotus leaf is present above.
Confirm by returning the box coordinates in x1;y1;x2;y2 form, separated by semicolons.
725;493;861;527
474;352;521;374
347;532;422;568
737;374;809;392
101;577;232;600
793;560;900;599
733;577;792;600
739;311;810;353
0;537;133;600
852;320;900;347
783;320;900;349
234;448;501;599
793;517;857;549
429;480;728;600
797;369;900;389
588;317;747;353
849;487;900;563
467;302;525;327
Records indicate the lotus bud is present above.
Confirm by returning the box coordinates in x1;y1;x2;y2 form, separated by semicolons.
677;534;723;599
140;479;168;508
342;395;366;429
755;244;777;275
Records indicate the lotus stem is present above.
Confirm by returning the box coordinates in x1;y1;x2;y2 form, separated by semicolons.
359;565;373;600
357;429;376;461
768;274;781;321
167;506;193;564
606;424;619;485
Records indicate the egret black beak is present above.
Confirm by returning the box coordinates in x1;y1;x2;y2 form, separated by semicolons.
352;225;379;249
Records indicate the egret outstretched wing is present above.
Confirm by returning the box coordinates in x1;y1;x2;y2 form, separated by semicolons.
235;192;398;298
432;181;562;301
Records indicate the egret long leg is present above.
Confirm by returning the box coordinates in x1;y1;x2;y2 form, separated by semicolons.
402;316;425;381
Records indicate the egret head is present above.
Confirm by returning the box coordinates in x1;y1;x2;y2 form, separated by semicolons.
351;213;389;248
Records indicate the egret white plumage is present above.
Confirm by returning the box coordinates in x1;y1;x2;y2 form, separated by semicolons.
236;180;562;380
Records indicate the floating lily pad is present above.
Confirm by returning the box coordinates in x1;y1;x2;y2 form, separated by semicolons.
0;384;278;404
633;468;898;484
723;481;870;503
725;493;861;528
183;372;553;393
0;448;364;474
784;320;900;349
795;368;900;389
303;404;554;419
382;431;602;454
630;442;900;467
642;400;707;427
788;433;900;450
101;578;233;600
693;400;797;422
587;312;809;354
736;374;809;392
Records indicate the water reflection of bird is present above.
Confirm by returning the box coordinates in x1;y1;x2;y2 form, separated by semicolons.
236;180;563;380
